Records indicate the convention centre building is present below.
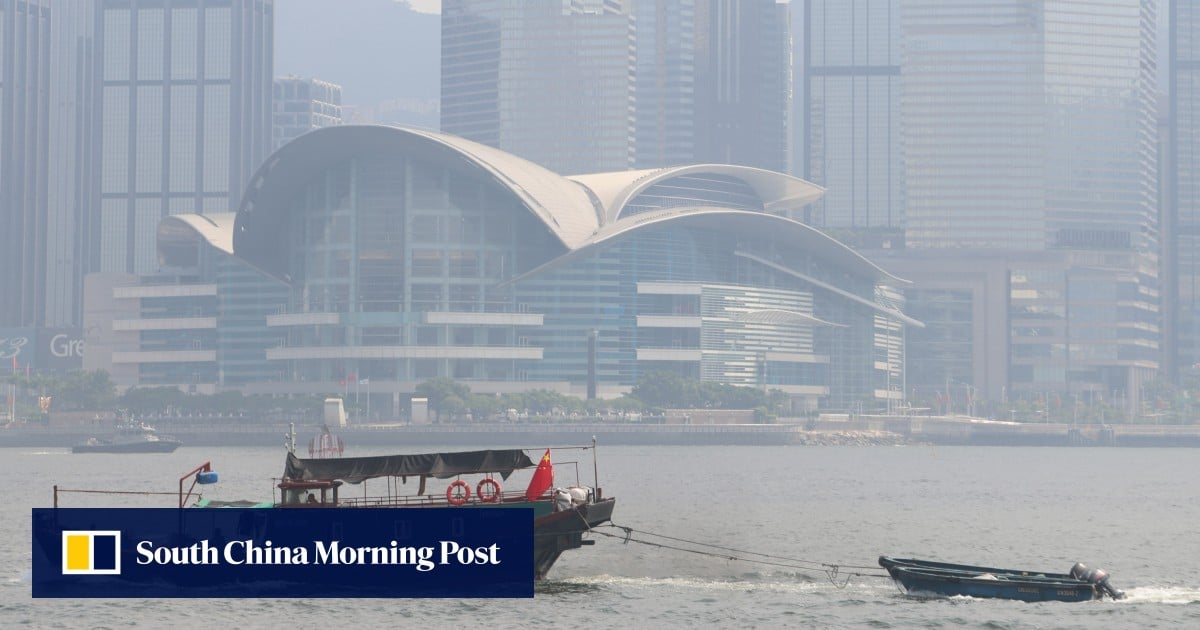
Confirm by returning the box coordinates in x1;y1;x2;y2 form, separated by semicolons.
82;125;917;417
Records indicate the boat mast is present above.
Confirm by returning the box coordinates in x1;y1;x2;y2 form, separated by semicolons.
592;435;599;497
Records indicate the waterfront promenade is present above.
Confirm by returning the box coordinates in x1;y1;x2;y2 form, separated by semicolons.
3;415;1200;447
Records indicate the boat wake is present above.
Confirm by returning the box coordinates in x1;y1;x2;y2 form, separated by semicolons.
1116;586;1200;604
5;569;31;585
559;573;892;595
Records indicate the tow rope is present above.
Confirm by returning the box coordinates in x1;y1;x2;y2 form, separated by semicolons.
584;520;891;588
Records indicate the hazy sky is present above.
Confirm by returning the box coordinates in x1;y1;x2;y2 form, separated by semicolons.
404;0;440;12
275;0;439;107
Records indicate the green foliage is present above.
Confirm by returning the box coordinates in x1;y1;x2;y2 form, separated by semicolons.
629;370;781;411
415;377;472;420
7;369;117;412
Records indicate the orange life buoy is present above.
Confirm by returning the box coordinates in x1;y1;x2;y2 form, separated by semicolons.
446;480;470;505
476;478;501;503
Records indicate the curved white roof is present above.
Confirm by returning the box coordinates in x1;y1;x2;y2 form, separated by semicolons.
568;164;826;223
159;213;236;254
506;206;911;288
230;125;909;317
403;128;602;247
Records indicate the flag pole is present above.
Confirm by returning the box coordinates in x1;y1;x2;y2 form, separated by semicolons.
9;356;16;424
592;435;599;498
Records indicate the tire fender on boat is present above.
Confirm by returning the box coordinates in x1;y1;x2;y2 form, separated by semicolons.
447;480;471;505
476;478;501;503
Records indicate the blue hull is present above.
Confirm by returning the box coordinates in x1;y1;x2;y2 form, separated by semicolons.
890;567;1097;602
879;556;1111;602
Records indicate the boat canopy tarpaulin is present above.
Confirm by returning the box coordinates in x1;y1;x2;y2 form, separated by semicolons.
283;449;536;483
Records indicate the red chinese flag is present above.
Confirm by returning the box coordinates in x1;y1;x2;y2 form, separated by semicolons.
525;449;554;500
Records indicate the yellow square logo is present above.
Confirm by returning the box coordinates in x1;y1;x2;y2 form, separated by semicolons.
61;531;121;575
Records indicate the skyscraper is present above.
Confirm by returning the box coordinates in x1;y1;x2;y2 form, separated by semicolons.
442;0;790;176
691;0;791;173
93;0;272;275
898;0;1160;402
0;0;51;327
802;0;903;231
441;0;636;174
273;76;341;150
1172;0;1200;375
901;1;1158;253
45;0;96;327
633;0;696;168
634;0;791;173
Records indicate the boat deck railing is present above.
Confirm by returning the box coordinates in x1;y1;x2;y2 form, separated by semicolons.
337;489;544;508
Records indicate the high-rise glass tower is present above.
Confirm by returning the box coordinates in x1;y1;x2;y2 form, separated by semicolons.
441;0;636;174
635;0;791;173
273;76;341;150
692;0;791;173
1173;0;1200;374
93;0;272;275
901;0;1158;253
633;0;696;168
899;0;1160;401
442;0;790;176
0;0;51;327
802;0;903;230
44;0;96;327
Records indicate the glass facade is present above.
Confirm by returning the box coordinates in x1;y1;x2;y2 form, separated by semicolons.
100;127;910;412
0;0;51;328
441;0;636;174
95;0;272;275
1174;0;1200;373
690;0;791;173
804;0;904;230
635;0;791;173
443;0;790;175
112;214;286;390
273;76;341;150
633;0;696;168
263;151;890;407
901;0;1157;252
898;0;1159;403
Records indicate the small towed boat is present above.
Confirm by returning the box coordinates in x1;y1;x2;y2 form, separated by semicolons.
879;556;1124;602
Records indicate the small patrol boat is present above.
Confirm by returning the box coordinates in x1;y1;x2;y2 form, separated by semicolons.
71;423;182;454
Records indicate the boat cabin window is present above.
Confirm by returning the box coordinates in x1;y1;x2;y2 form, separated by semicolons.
279;481;341;506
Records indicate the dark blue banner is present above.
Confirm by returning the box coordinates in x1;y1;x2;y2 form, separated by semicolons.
32;508;533;598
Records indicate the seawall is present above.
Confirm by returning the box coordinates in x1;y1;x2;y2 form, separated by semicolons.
4;417;1200;448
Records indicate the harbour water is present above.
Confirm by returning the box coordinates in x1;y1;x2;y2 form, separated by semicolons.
3;444;1199;629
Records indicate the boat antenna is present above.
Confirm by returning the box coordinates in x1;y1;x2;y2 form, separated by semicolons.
285;422;296;454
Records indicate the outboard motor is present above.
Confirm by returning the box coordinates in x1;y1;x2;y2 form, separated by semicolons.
1071;562;1125;599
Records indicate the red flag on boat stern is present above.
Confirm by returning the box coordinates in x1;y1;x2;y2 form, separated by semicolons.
525;449;553;500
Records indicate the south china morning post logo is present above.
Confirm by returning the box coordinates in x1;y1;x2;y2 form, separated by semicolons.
61;531;121;575
34;508;534;597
